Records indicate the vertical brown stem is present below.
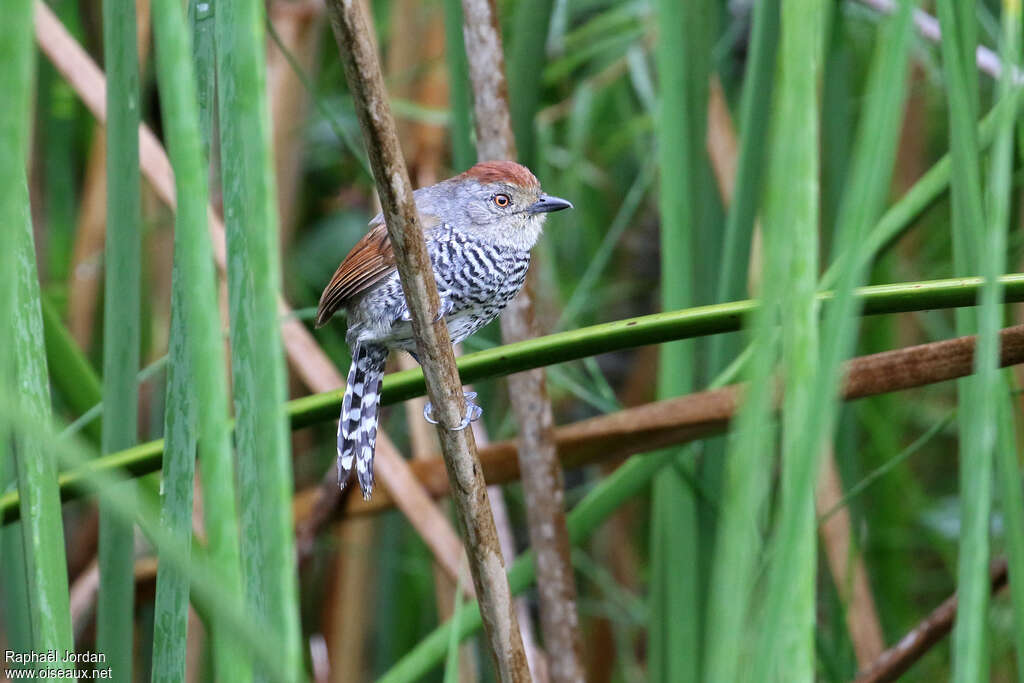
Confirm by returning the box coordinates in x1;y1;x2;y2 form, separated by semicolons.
324;0;529;678
267;1;323;241
401;352;480;683
457;0;585;680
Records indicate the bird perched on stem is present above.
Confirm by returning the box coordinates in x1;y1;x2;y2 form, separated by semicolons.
316;161;572;499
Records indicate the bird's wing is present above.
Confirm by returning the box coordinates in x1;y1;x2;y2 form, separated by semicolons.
314;212;440;327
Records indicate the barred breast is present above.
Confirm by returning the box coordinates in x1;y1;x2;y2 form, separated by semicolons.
347;224;530;351
432;226;530;344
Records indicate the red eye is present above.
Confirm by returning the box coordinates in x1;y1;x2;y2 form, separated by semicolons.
493;193;511;207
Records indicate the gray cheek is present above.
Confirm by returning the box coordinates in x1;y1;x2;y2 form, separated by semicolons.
465;203;494;224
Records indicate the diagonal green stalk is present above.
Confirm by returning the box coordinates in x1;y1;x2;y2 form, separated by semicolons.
937;0;985;280
968;0;1023;679
700;5;779;675
40;294;103;443
214;1;303;679
752;2;914;678
2;0;75;668
742;1;824;680
820;81;1024;290
96;0;142;675
705;4;822;679
150;0;248;678
710;0;779;314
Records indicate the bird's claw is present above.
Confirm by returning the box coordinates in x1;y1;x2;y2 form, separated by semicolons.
423;391;482;430
398;296;452;324
433;297;454;323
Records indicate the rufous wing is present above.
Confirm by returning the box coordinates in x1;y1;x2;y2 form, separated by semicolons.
315;212;439;327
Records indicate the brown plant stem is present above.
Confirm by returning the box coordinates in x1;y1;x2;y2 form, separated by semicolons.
387;2;487;664
69;555;159;640
854;558;1009;683
66;0;151;351
32;0;468;584
303;324;1024;518
816;449;885;666
66;131;107;350
267;0;323;242
324;0;529;678
458;0;584;678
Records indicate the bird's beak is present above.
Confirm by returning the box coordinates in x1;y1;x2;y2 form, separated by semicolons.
528;195;574;214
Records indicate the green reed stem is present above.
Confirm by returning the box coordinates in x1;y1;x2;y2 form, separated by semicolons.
936;0;994;679
214;1;303;678
96;0;142;675
151;0;248;678
1;0;75;668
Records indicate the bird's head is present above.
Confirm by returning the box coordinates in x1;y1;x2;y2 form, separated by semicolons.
422;161;572;251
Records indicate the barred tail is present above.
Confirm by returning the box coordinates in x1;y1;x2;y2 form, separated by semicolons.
337;343;388;499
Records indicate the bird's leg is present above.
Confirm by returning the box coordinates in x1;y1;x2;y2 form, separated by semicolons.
423;390;483;430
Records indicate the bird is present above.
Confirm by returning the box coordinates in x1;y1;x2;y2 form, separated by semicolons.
315;161;573;499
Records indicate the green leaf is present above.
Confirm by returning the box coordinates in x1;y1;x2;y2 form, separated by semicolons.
151;0;248;677
214;1;303;679
96;0;143;673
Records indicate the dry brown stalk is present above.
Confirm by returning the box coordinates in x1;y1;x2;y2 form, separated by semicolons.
458;0;584;678
65;0;151;350
385;0;489;667
400;356;481;683
320;518;376;683
70;555;159;639
816;449;885;666
706;77;739;205
66;131;107;349
267;1;323;241
324;0;529;677
32;0;469;585
292;324;1024;519
854;558;1009;683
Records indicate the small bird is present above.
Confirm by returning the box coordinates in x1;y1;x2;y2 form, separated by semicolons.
316;161;572;498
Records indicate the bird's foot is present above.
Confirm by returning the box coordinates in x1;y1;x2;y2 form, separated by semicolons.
398;295;453;324
423;391;483;430
433;296;454;322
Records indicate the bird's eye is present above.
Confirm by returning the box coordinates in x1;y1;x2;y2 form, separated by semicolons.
493;193;511;208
